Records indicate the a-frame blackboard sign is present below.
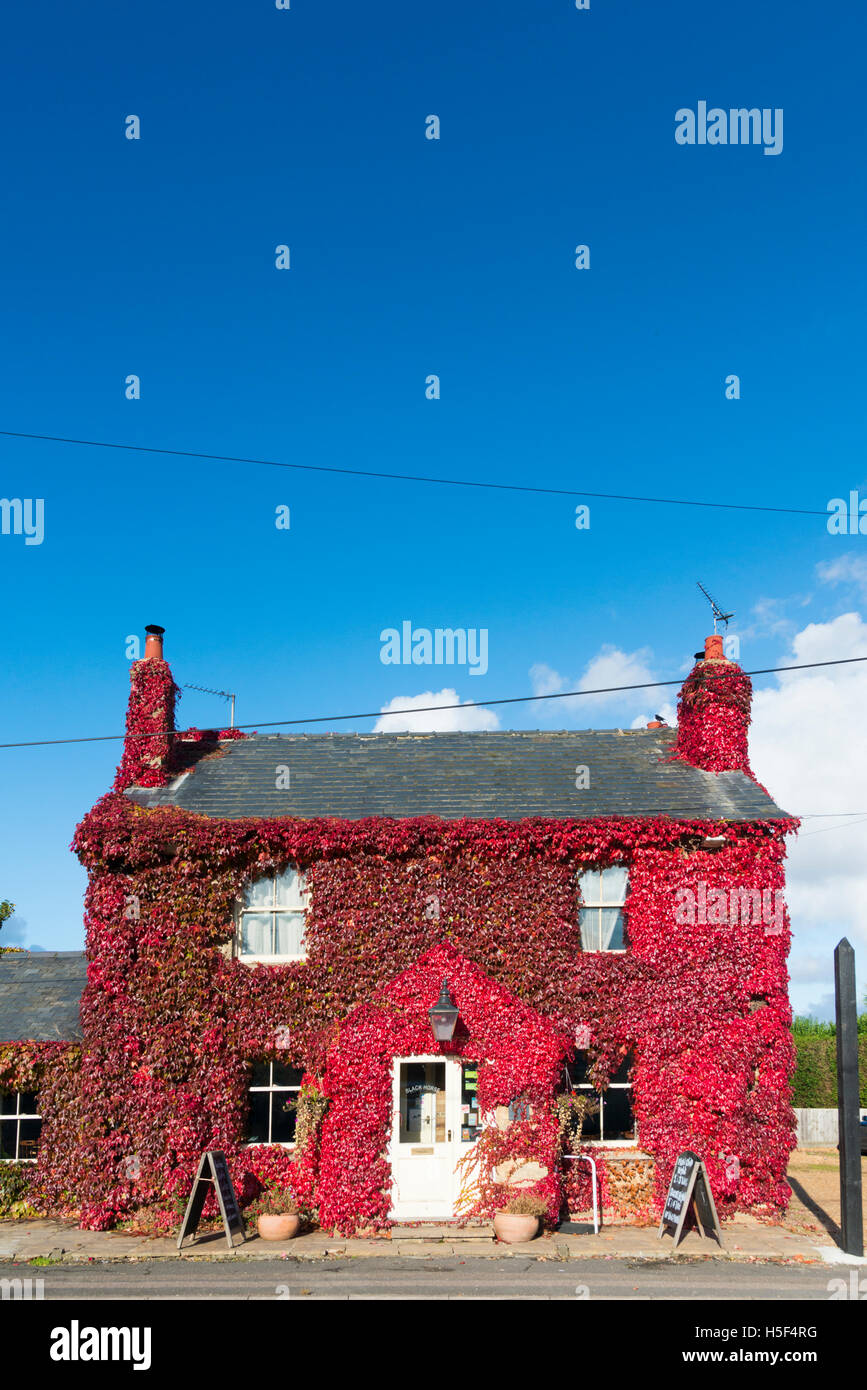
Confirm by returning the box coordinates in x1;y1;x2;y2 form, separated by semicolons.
177;1151;246;1251
657;1150;723;1249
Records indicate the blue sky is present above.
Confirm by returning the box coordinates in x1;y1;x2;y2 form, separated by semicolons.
1;1;865;1016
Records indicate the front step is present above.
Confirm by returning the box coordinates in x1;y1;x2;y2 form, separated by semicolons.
390;1224;494;1242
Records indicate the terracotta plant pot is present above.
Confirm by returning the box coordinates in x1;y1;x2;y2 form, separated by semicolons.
257;1212;301;1241
493;1212;540;1244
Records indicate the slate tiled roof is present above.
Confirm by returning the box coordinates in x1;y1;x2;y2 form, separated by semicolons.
126;729;791;823
0;952;86;1042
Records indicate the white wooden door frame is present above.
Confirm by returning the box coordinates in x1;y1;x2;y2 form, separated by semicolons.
388;1055;464;1221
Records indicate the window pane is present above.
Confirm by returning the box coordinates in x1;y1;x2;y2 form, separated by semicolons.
240;913;273;955
248;1091;271;1144
569;1054;591;1087
602;1088;635;1141
600;865;629;903
275;865;304;907
578;1092;601;1140
18;1119;40;1159
249;1061;271;1089
610;1052;633;1085
0;1120;17;1159
579;907;598;951
243;876;274;909
0;1092;17;1116
272;1064;305;1089
577;868;601;904
271;1095;297;1145
274;912;305;957
19;1092;38;1115
598;908;625;950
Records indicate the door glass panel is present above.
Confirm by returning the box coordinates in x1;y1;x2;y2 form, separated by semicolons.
460;1063;482;1142
399;1062;446;1144
434;1085;446;1143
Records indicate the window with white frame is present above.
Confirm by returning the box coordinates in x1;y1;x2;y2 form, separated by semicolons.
577;864;629;952
246;1062;305;1146
562;1053;636;1145
236;865;308;962
0;1090;41;1161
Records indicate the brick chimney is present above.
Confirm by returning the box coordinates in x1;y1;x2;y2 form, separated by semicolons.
113;625;179;791
672;635;753;774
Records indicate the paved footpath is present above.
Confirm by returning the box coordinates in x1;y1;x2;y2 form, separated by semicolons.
1;1214;863;1267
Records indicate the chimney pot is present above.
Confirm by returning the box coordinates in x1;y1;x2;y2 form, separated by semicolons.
704;633;725;661
144;624;165;661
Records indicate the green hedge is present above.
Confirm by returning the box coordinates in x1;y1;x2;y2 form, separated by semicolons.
791;1034;867;1108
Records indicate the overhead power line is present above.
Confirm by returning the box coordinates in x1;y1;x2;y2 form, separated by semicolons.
0;428;828;516
0;654;864;750
799;815;867;837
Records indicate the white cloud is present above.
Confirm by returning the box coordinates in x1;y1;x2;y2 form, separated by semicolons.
529;645;656;718
737;593;811;643
817;554;867;598
749;610;867;1017
374;689;500;732
528;663;565;698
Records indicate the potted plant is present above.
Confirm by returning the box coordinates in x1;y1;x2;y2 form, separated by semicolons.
493;1191;548;1243
247;1186;301;1242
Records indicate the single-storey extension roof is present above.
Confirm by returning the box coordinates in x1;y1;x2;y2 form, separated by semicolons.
0;951;86;1042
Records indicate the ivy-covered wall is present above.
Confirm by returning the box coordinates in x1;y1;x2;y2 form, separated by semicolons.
0;790;796;1235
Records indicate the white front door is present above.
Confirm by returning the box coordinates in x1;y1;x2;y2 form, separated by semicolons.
389;1057;483;1221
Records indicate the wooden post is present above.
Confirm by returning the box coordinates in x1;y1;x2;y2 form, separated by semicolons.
834;938;863;1257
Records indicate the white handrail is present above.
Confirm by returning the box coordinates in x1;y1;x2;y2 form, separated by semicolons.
562;1153;600;1235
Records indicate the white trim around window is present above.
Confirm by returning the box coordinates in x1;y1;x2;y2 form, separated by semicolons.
577;865;629;953
565;1054;637;1147
246;1061;305;1147
235;865;309;964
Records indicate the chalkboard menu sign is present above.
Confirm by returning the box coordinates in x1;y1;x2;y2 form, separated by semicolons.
657;1150;722;1249
177;1151;246;1251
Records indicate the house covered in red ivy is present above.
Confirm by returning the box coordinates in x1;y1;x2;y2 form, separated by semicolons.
0;624;798;1234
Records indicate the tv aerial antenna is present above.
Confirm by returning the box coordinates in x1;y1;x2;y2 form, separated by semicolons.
182;682;236;728
696;582;734;634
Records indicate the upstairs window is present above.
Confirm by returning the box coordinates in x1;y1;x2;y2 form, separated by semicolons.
0;1090;41;1161
577;865;629;952
247;1062;305;1146
236;866;308;963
